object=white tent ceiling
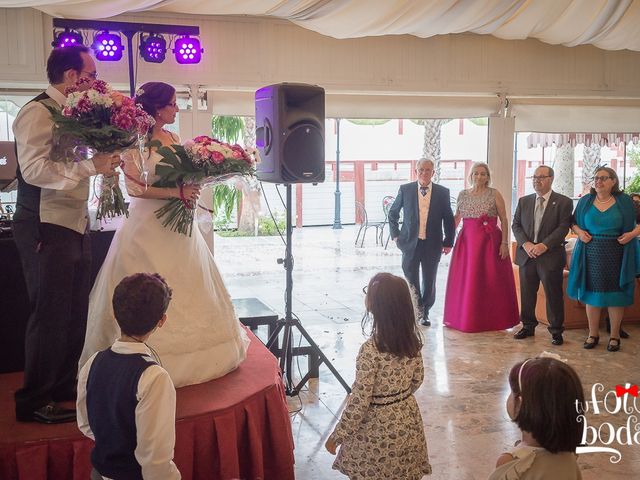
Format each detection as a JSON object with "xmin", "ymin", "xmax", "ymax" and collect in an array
[{"xmin": 6, "ymin": 0, "xmax": 640, "ymax": 52}]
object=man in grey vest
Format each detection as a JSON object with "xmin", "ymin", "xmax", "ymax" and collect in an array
[{"xmin": 12, "ymin": 45, "xmax": 117, "ymax": 423}]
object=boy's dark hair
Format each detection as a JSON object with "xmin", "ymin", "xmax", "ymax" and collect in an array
[
  {"xmin": 47, "ymin": 45, "xmax": 90, "ymax": 84},
  {"xmin": 362, "ymin": 272, "xmax": 422, "ymax": 358},
  {"xmin": 134, "ymin": 82, "xmax": 176, "ymax": 118},
  {"xmin": 112, "ymin": 273, "xmax": 173, "ymax": 336},
  {"xmin": 509, "ymin": 357, "xmax": 585, "ymax": 453}
]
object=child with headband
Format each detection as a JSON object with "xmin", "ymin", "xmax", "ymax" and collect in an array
[
  {"xmin": 488, "ymin": 356, "xmax": 585, "ymax": 479},
  {"xmin": 325, "ymin": 272, "xmax": 431, "ymax": 479}
]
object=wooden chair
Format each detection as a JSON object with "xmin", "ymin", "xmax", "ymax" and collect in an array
[{"xmin": 355, "ymin": 201, "xmax": 385, "ymax": 247}]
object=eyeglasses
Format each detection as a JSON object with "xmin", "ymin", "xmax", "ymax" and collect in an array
[
  {"xmin": 81, "ymin": 71, "xmax": 98, "ymax": 79},
  {"xmin": 362, "ymin": 285, "xmax": 368, "ymax": 294},
  {"xmin": 532, "ymin": 175, "xmax": 552, "ymax": 181},
  {"xmin": 594, "ymin": 176, "xmax": 612, "ymax": 182}
]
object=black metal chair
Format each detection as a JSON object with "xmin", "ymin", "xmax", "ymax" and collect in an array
[
  {"xmin": 355, "ymin": 201, "xmax": 385, "ymax": 247},
  {"xmin": 380, "ymin": 196, "xmax": 397, "ymax": 249}
]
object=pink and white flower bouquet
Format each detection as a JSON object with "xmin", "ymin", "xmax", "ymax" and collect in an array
[
  {"xmin": 152, "ymin": 135, "xmax": 259, "ymax": 236},
  {"xmin": 47, "ymin": 78, "xmax": 155, "ymax": 219}
]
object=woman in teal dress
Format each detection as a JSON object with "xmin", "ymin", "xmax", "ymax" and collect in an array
[{"xmin": 568, "ymin": 167, "xmax": 640, "ymax": 352}]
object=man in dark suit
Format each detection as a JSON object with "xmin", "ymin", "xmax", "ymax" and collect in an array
[
  {"xmin": 512, "ymin": 166, "xmax": 572, "ymax": 345},
  {"xmin": 388, "ymin": 158, "xmax": 455, "ymax": 326}
]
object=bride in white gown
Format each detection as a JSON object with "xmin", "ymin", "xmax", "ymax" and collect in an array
[{"xmin": 80, "ymin": 82, "xmax": 249, "ymax": 387}]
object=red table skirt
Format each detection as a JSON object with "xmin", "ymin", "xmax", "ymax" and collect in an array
[{"xmin": 0, "ymin": 331, "xmax": 294, "ymax": 480}]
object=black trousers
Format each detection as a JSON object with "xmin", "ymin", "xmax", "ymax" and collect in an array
[
  {"xmin": 518, "ymin": 259, "xmax": 565, "ymax": 335},
  {"xmin": 12, "ymin": 220, "xmax": 91, "ymax": 415},
  {"xmin": 401, "ymin": 239, "xmax": 440, "ymax": 318}
]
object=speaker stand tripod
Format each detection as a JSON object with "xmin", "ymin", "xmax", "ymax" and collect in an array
[{"xmin": 266, "ymin": 184, "xmax": 351, "ymax": 396}]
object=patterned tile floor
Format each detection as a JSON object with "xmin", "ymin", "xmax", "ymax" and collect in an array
[{"xmin": 216, "ymin": 225, "xmax": 640, "ymax": 479}]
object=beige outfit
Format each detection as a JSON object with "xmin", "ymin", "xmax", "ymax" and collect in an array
[{"xmin": 488, "ymin": 445, "xmax": 582, "ymax": 480}]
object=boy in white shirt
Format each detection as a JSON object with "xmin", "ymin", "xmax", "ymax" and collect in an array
[{"xmin": 77, "ymin": 273, "xmax": 181, "ymax": 480}]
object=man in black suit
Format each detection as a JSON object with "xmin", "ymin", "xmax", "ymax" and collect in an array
[
  {"xmin": 388, "ymin": 158, "xmax": 455, "ymax": 326},
  {"xmin": 512, "ymin": 166, "xmax": 573, "ymax": 345}
]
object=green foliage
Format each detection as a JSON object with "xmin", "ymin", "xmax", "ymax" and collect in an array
[
  {"xmin": 212, "ymin": 184, "xmax": 238, "ymax": 224},
  {"xmin": 216, "ymin": 214, "xmax": 285, "ymax": 237},
  {"xmin": 211, "ymin": 116, "xmax": 244, "ymax": 143},
  {"xmin": 346, "ymin": 119, "xmax": 390, "ymax": 126},
  {"xmin": 469, "ymin": 117, "xmax": 489, "ymax": 126},
  {"xmin": 625, "ymin": 144, "xmax": 640, "ymax": 193},
  {"xmin": 258, "ymin": 213, "xmax": 285, "ymax": 236}
]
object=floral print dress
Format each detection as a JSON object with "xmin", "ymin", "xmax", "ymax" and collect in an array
[{"xmin": 331, "ymin": 337, "xmax": 431, "ymax": 479}]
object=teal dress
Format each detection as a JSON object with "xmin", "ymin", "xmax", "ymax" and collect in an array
[{"xmin": 568, "ymin": 193, "xmax": 640, "ymax": 307}]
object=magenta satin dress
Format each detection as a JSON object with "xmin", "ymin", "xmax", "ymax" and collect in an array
[{"xmin": 443, "ymin": 188, "xmax": 519, "ymax": 333}]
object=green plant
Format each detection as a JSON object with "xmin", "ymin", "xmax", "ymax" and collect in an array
[
  {"xmin": 258, "ymin": 214, "xmax": 286, "ymax": 236},
  {"xmin": 625, "ymin": 144, "xmax": 640, "ymax": 193},
  {"xmin": 211, "ymin": 116, "xmax": 244, "ymax": 143},
  {"xmin": 211, "ymin": 184, "xmax": 238, "ymax": 224}
]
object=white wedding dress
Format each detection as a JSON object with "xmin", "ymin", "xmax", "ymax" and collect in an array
[{"xmin": 80, "ymin": 145, "xmax": 249, "ymax": 388}]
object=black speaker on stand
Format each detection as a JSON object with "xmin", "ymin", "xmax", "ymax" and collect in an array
[{"xmin": 255, "ymin": 83, "xmax": 350, "ymax": 396}]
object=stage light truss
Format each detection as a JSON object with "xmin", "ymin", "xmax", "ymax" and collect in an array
[{"xmin": 51, "ymin": 19, "xmax": 202, "ymax": 65}]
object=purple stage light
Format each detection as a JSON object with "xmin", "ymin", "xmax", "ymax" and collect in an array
[
  {"xmin": 140, "ymin": 34, "xmax": 167, "ymax": 63},
  {"xmin": 52, "ymin": 29, "xmax": 84, "ymax": 48},
  {"xmin": 92, "ymin": 31, "xmax": 123, "ymax": 61},
  {"xmin": 173, "ymin": 36, "xmax": 202, "ymax": 64}
]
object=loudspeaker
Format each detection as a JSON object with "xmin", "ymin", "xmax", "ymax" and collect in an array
[{"xmin": 255, "ymin": 83, "xmax": 325, "ymax": 184}]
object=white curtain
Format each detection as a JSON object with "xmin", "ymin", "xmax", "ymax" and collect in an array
[{"xmin": 5, "ymin": 0, "xmax": 640, "ymax": 51}]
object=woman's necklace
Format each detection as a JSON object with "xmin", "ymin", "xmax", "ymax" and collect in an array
[{"xmin": 595, "ymin": 195, "xmax": 614, "ymax": 204}]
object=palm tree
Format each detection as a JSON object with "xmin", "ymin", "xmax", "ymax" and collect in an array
[
  {"xmin": 210, "ymin": 115, "xmax": 260, "ymax": 234},
  {"xmin": 411, "ymin": 119, "xmax": 451, "ymax": 182},
  {"xmin": 582, "ymin": 143, "xmax": 601, "ymax": 194}
]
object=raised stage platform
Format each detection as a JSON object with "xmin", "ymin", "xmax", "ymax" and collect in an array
[{"xmin": 0, "ymin": 331, "xmax": 294, "ymax": 480}]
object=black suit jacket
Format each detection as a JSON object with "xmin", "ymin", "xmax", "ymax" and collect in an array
[
  {"xmin": 388, "ymin": 182, "xmax": 455, "ymax": 262},
  {"xmin": 512, "ymin": 191, "xmax": 573, "ymax": 269}
]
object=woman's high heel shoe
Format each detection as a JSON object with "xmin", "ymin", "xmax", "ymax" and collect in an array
[
  {"xmin": 607, "ymin": 338, "xmax": 621, "ymax": 352},
  {"xmin": 583, "ymin": 336, "xmax": 599, "ymax": 349}
]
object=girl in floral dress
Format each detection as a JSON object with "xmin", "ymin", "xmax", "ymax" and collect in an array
[{"xmin": 325, "ymin": 272, "xmax": 432, "ymax": 479}]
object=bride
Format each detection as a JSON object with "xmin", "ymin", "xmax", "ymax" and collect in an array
[{"xmin": 80, "ymin": 82, "xmax": 249, "ymax": 387}]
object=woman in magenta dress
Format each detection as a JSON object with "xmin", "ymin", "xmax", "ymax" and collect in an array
[{"xmin": 443, "ymin": 162, "xmax": 519, "ymax": 332}]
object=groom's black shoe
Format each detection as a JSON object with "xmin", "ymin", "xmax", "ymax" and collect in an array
[
  {"xmin": 420, "ymin": 313, "xmax": 431, "ymax": 327},
  {"xmin": 551, "ymin": 334, "xmax": 564, "ymax": 346},
  {"xmin": 513, "ymin": 328, "xmax": 535, "ymax": 340},
  {"xmin": 16, "ymin": 402, "xmax": 76, "ymax": 424}
]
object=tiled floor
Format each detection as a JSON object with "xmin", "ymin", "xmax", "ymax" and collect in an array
[{"xmin": 216, "ymin": 225, "xmax": 640, "ymax": 479}]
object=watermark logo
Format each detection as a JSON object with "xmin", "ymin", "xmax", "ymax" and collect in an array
[{"xmin": 576, "ymin": 383, "xmax": 640, "ymax": 463}]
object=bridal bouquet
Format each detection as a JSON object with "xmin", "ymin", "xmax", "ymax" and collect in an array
[
  {"xmin": 152, "ymin": 135, "xmax": 259, "ymax": 236},
  {"xmin": 48, "ymin": 78, "xmax": 155, "ymax": 219}
]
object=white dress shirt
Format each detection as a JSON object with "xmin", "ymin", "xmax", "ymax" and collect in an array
[
  {"xmin": 77, "ymin": 340, "xmax": 181, "ymax": 480},
  {"xmin": 12, "ymin": 85, "xmax": 96, "ymax": 233}
]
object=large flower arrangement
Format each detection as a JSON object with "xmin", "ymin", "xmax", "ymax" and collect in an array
[
  {"xmin": 152, "ymin": 135, "xmax": 259, "ymax": 236},
  {"xmin": 48, "ymin": 78, "xmax": 154, "ymax": 219}
]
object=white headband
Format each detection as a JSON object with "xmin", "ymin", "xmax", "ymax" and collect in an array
[{"xmin": 517, "ymin": 358, "xmax": 534, "ymax": 394}]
